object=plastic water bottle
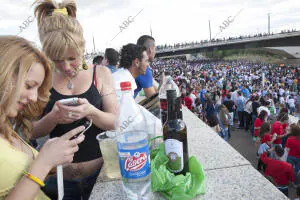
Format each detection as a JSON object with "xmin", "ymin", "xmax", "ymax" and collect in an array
[
  {"xmin": 117, "ymin": 132, "xmax": 151, "ymax": 200},
  {"xmin": 115, "ymin": 81, "xmax": 152, "ymax": 200},
  {"xmin": 159, "ymin": 71, "xmax": 181, "ymax": 125},
  {"xmin": 115, "ymin": 82, "xmax": 147, "ymax": 132}
]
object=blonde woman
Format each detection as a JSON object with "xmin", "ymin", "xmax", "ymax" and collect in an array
[
  {"xmin": 0, "ymin": 36, "xmax": 85, "ymax": 200},
  {"xmin": 32, "ymin": 0, "xmax": 117, "ymax": 199}
]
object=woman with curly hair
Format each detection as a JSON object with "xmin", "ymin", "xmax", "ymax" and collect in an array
[{"xmin": 0, "ymin": 36, "xmax": 84, "ymax": 200}]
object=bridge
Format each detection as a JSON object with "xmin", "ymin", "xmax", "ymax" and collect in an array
[{"xmin": 156, "ymin": 31, "xmax": 300, "ymax": 61}]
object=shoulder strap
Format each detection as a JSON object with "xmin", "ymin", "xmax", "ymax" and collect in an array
[{"xmin": 93, "ymin": 65, "xmax": 98, "ymax": 88}]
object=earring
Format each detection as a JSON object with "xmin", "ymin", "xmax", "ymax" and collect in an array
[{"xmin": 82, "ymin": 58, "xmax": 88, "ymax": 70}]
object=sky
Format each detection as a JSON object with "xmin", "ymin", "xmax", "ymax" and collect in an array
[{"xmin": 0, "ymin": 0, "xmax": 300, "ymax": 53}]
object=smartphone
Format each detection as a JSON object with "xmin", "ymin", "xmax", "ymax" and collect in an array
[
  {"xmin": 58, "ymin": 98, "xmax": 80, "ymax": 106},
  {"xmin": 70, "ymin": 119, "xmax": 93, "ymax": 140}
]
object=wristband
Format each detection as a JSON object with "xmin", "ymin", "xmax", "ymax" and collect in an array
[{"xmin": 23, "ymin": 170, "xmax": 45, "ymax": 187}]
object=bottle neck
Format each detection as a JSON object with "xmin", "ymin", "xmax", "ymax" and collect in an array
[
  {"xmin": 167, "ymin": 96, "xmax": 180, "ymax": 121},
  {"xmin": 121, "ymin": 90, "xmax": 134, "ymax": 99},
  {"xmin": 175, "ymin": 97, "xmax": 182, "ymax": 119},
  {"xmin": 167, "ymin": 99, "xmax": 176, "ymax": 120}
]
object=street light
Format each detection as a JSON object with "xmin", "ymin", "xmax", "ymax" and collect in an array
[{"xmin": 268, "ymin": 13, "xmax": 271, "ymax": 35}]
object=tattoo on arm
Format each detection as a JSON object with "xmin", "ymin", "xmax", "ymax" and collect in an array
[{"xmin": 64, "ymin": 165, "xmax": 84, "ymax": 178}]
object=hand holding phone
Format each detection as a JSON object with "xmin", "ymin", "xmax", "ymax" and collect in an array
[
  {"xmin": 70, "ymin": 119, "xmax": 92, "ymax": 140},
  {"xmin": 58, "ymin": 98, "xmax": 80, "ymax": 106}
]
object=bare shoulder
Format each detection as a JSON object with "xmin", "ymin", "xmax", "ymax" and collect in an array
[
  {"xmin": 94, "ymin": 65, "xmax": 115, "ymax": 94},
  {"xmin": 96, "ymin": 65, "xmax": 112, "ymax": 78}
]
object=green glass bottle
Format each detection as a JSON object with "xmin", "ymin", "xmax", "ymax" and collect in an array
[{"xmin": 163, "ymin": 89, "xmax": 189, "ymax": 175}]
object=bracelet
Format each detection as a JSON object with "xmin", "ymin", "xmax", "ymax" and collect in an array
[{"xmin": 22, "ymin": 170, "xmax": 45, "ymax": 187}]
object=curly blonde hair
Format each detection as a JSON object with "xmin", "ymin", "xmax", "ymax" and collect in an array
[
  {"xmin": 0, "ymin": 36, "xmax": 52, "ymax": 141},
  {"xmin": 34, "ymin": 0, "xmax": 85, "ymax": 61}
]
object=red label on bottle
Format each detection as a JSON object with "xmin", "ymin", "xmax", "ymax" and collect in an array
[
  {"xmin": 124, "ymin": 152, "xmax": 147, "ymax": 172},
  {"xmin": 160, "ymin": 99, "xmax": 167, "ymax": 110}
]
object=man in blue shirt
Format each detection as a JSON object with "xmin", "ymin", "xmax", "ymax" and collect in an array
[
  {"xmin": 199, "ymin": 87, "xmax": 206, "ymax": 103},
  {"xmin": 199, "ymin": 87, "xmax": 207, "ymax": 112},
  {"xmin": 236, "ymin": 91, "xmax": 246, "ymax": 129},
  {"xmin": 134, "ymin": 35, "xmax": 156, "ymax": 98},
  {"xmin": 241, "ymin": 85, "xmax": 250, "ymax": 99},
  {"xmin": 103, "ymin": 48, "xmax": 119, "ymax": 73}
]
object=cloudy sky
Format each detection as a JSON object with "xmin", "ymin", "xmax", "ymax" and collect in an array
[{"xmin": 0, "ymin": 0, "xmax": 300, "ymax": 53}]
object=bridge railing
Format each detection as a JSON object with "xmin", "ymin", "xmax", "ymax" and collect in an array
[{"xmin": 156, "ymin": 31, "xmax": 300, "ymax": 53}]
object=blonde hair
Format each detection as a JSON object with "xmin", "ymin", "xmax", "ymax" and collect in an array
[
  {"xmin": 0, "ymin": 36, "xmax": 52, "ymax": 141},
  {"xmin": 34, "ymin": 0, "xmax": 85, "ymax": 61}
]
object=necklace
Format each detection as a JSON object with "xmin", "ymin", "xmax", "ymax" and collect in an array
[
  {"xmin": 65, "ymin": 67, "xmax": 85, "ymax": 90},
  {"xmin": 67, "ymin": 77, "xmax": 74, "ymax": 90},
  {"xmin": 55, "ymin": 59, "xmax": 88, "ymax": 90},
  {"xmin": 63, "ymin": 67, "xmax": 84, "ymax": 90}
]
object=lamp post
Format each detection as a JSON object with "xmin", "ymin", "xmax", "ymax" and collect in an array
[
  {"xmin": 209, "ymin": 20, "xmax": 212, "ymax": 41},
  {"xmin": 268, "ymin": 13, "xmax": 271, "ymax": 35}
]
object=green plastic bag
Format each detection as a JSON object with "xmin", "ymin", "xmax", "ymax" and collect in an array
[{"xmin": 150, "ymin": 143, "xmax": 205, "ymax": 200}]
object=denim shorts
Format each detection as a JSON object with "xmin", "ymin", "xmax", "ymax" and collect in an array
[
  {"xmin": 42, "ymin": 169, "xmax": 100, "ymax": 200},
  {"xmin": 290, "ymin": 107, "xmax": 295, "ymax": 114}
]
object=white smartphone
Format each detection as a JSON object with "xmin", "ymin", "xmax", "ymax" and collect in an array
[{"xmin": 58, "ymin": 98, "xmax": 80, "ymax": 106}]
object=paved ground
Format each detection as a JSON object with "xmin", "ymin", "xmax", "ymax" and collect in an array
[{"xmin": 228, "ymin": 126, "xmax": 297, "ymax": 199}]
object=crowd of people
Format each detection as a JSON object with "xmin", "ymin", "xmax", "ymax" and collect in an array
[
  {"xmin": 151, "ymin": 56, "xmax": 300, "ymax": 197},
  {"xmin": 156, "ymin": 29, "xmax": 298, "ymax": 50},
  {"xmin": 1, "ymin": 0, "xmax": 300, "ymax": 199},
  {"xmin": 0, "ymin": 0, "xmax": 157, "ymax": 199}
]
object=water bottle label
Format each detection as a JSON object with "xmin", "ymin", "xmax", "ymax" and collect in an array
[
  {"xmin": 164, "ymin": 139, "xmax": 184, "ymax": 173},
  {"xmin": 118, "ymin": 144, "xmax": 151, "ymax": 179}
]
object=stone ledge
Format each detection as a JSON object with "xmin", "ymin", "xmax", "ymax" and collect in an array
[{"xmin": 89, "ymin": 106, "xmax": 289, "ymax": 200}]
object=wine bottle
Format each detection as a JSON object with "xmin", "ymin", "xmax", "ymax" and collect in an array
[
  {"xmin": 163, "ymin": 89, "xmax": 189, "ymax": 175},
  {"xmin": 159, "ymin": 71, "xmax": 181, "ymax": 126}
]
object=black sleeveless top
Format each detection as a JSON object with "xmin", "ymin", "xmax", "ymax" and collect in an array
[{"xmin": 43, "ymin": 66, "xmax": 103, "ymax": 163}]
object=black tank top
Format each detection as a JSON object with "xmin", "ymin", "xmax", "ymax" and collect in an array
[{"xmin": 43, "ymin": 66, "xmax": 103, "ymax": 163}]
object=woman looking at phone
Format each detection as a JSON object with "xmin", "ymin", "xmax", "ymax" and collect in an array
[
  {"xmin": 31, "ymin": 0, "xmax": 117, "ymax": 199},
  {"xmin": 0, "ymin": 36, "xmax": 85, "ymax": 200}
]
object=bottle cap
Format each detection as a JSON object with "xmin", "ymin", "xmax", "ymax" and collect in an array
[
  {"xmin": 120, "ymin": 81, "xmax": 132, "ymax": 91},
  {"xmin": 167, "ymin": 89, "xmax": 177, "ymax": 100}
]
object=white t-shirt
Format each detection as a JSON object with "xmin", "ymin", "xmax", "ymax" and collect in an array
[
  {"xmin": 257, "ymin": 106, "xmax": 270, "ymax": 117},
  {"xmin": 257, "ymin": 91, "xmax": 262, "ymax": 96},
  {"xmin": 285, "ymin": 90, "xmax": 290, "ymax": 97},
  {"xmin": 286, "ymin": 95, "xmax": 290, "ymax": 103},
  {"xmin": 279, "ymin": 88, "xmax": 284, "ymax": 96},
  {"xmin": 245, "ymin": 101, "xmax": 253, "ymax": 114},
  {"xmin": 279, "ymin": 96, "xmax": 285, "ymax": 104},
  {"xmin": 189, "ymin": 93, "xmax": 197, "ymax": 107},
  {"xmin": 288, "ymin": 98, "xmax": 295, "ymax": 108},
  {"xmin": 112, "ymin": 68, "xmax": 137, "ymax": 103},
  {"xmin": 231, "ymin": 90, "xmax": 239, "ymax": 105},
  {"xmin": 215, "ymin": 95, "xmax": 222, "ymax": 105}
]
